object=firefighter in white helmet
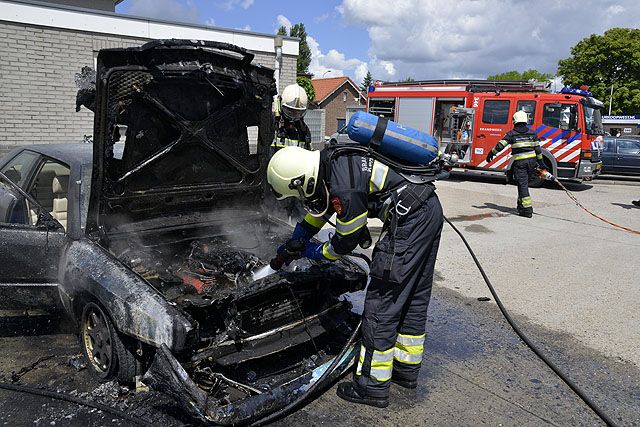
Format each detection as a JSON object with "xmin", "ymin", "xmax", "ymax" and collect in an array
[
  {"xmin": 267, "ymin": 146, "xmax": 443, "ymax": 408},
  {"xmin": 273, "ymin": 83, "xmax": 312, "ymax": 151},
  {"xmin": 485, "ymin": 110, "xmax": 552, "ymax": 218}
]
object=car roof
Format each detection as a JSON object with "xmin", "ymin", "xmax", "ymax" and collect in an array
[{"xmin": 9, "ymin": 143, "xmax": 94, "ymax": 166}]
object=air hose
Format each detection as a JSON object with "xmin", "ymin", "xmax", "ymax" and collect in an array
[
  {"xmin": 0, "ymin": 381, "xmax": 155, "ymax": 427},
  {"xmin": 444, "ymin": 216, "xmax": 617, "ymax": 427}
]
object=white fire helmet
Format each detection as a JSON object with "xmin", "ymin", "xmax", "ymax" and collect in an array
[
  {"xmin": 266, "ymin": 146, "xmax": 320, "ymax": 200},
  {"xmin": 280, "ymin": 84, "xmax": 308, "ymax": 121},
  {"xmin": 513, "ymin": 110, "xmax": 528, "ymax": 125}
]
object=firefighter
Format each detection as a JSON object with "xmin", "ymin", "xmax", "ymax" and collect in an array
[
  {"xmin": 273, "ymin": 83, "xmax": 312, "ymax": 151},
  {"xmin": 266, "ymin": 146, "xmax": 444, "ymax": 408},
  {"xmin": 268, "ymin": 83, "xmax": 313, "ymax": 221},
  {"xmin": 485, "ymin": 110, "xmax": 551, "ymax": 218}
]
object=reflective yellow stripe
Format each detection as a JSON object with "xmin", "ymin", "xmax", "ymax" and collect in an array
[
  {"xmin": 536, "ymin": 153, "xmax": 543, "ymax": 160},
  {"xmin": 497, "ymin": 139, "xmax": 508, "ymax": 149},
  {"xmin": 513, "ymin": 152, "xmax": 536, "ymax": 160},
  {"xmin": 394, "ymin": 333, "xmax": 424, "ymax": 364},
  {"xmin": 511, "ymin": 142, "xmax": 539, "ymax": 148},
  {"xmin": 397, "ymin": 333, "xmax": 425, "ymax": 346},
  {"xmin": 304, "ymin": 213, "xmax": 326, "ymax": 229},
  {"xmin": 356, "ymin": 345, "xmax": 394, "ymax": 381},
  {"xmin": 336, "ymin": 212, "xmax": 367, "ymax": 236},
  {"xmin": 369, "ymin": 160, "xmax": 389, "ymax": 193},
  {"xmin": 322, "ymin": 242, "xmax": 340, "ymax": 260},
  {"xmin": 520, "ymin": 196, "xmax": 532, "ymax": 207}
]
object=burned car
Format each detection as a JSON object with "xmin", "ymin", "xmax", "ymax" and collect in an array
[{"xmin": 0, "ymin": 40, "xmax": 367, "ymax": 424}]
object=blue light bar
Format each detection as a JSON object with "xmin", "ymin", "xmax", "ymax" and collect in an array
[{"xmin": 560, "ymin": 87, "xmax": 593, "ymax": 97}]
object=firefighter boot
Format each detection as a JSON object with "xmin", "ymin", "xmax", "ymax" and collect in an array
[
  {"xmin": 391, "ymin": 375, "xmax": 417, "ymax": 389},
  {"xmin": 336, "ymin": 382, "xmax": 389, "ymax": 408}
]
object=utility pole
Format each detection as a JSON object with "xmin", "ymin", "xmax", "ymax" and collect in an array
[{"xmin": 608, "ymin": 83, "xmax": 614, "ymax": 115}]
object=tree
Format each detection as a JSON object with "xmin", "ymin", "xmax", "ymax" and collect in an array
[
  {"xmin": 400, "ymin": 77, "xmax": 415, "ymax": 82},
  {"xmin": 296, "ymin": 76, "xmax": 315, "ymax": 103},
  {"xmin": 276, "ymin": 23, "xmax": 312, "ymax": 76},
  {"xmin": 487, "ymin": 69, "xmax": 553, "ymax": 81},
  {"xmin": 360, "ymin": 70, "xmax": 373, "ymax": 92},
  {"xmin": 557, "ymin": 28, "xmax": 640, "ymax": 115}
]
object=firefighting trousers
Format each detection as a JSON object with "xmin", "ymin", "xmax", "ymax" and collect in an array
[
  {"xmin": 513, "ymin": 157, "xmax": 537, "ymax": 215},
  {"xmin": 352, "ymin": 193, "xmax": 443, "ymax": 399}
]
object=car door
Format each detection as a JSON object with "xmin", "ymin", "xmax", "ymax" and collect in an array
[
  {"xmin": 0, "ymin": 151, "xmax": 66, "ymax": 311},
  {"xmin": 614, "ymin": 138, "xmax": 640, "ymax": 174},
  {"xmin": 601, "ymin": 137, "xmax": 616, "ymax": 173}
]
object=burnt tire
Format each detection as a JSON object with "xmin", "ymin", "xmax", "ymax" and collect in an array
[{"xmin": 80, "ymin": 302, "xmax": 138, "ymax": 385}]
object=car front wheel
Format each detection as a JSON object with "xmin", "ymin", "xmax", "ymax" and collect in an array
[{"xmin": 80, "ymin": 302, "xmax": 139, "ymax": 384}]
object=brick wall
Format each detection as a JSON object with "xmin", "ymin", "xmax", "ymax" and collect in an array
[
  {"xmin": 321, "ymin": 85, "xmax": 365, "ymax": 136},
  {"xmin": 0, "ymin": 20, "xmax": 296, "ymax": 155}
]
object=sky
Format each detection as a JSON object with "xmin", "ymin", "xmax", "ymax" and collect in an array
[{"xmin": 115, "ymin": 0, "xmax": 640, "ymax": 87}]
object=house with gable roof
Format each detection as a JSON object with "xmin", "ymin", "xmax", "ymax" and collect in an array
[{"xmin": 311, "ymin": 76, "xmax": 366, "ymax": 138}]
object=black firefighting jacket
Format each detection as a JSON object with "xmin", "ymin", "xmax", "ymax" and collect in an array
[
  {"xmin": 298, "ymin": 152, "xmax": 430, "ymax": 260},
  {"xmin": 273, "ymin": 117, "xmax": 312, "ymax": 151},
  {"xmin": 491, "ymin": 123, "xmax": 544, "ymax": 165}
]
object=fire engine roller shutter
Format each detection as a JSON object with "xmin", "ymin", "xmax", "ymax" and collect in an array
[{"xmin": 397, "ymin": 97, "xmax": 434, "ymax": 135}]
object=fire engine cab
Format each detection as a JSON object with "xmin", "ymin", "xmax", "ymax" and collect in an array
[{"xmin": 367, "ymin": 80, "xmax": 604, "ymax": 186}]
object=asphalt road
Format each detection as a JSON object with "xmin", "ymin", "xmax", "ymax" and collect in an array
[{"xmin": 1, "ymin": 171, "xmax": 639, "ymax": 426}]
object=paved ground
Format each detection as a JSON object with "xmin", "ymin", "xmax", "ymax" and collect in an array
[{"xmin": 1, "ymin": 171, "xmax": 639, "ymax": 426}]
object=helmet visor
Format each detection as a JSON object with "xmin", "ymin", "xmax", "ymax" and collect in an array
[{"xmin": 282, "ymin": 105, "xmax": 306, "ymax": 121}]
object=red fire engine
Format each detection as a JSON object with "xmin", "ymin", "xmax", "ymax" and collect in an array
[{"xmin": 367, "ymin": 80, "xmax": 604, "ymax": 186}]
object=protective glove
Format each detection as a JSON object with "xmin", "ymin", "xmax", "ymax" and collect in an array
[
  {"xmin": 485, "ymin": 151, "xmax": 494, "ymax": 163},
  {"xmin": 271, "ymin": 239, "xmax": 306, "ymax": 269}
]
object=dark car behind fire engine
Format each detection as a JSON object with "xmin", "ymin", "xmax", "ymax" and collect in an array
[{"xmin": 0, "ymin": 40, "xmax": 367, "ymax": 425}]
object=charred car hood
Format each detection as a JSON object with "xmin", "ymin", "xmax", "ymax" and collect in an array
[{"xmin": 87, "ymin": 40, "xmax": 275, "ymax": 234}]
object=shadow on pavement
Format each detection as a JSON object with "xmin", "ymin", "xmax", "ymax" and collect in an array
[
  {"xmin": 470, "ymin": 202, "xmax": 517, "ymax": 215},
  {"xmin": 611, "ymin": 202, "xmax": 640, "ymax": 210}
]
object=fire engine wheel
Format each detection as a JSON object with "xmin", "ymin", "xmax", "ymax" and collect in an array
[{"xmin": 80, "ymin": 302, "xmax": 139, "ymax": 384}]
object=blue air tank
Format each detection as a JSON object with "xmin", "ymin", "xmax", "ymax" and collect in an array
[{"xmin": 347, "ymin": 111, "xmax": 439, "ymax": 165}]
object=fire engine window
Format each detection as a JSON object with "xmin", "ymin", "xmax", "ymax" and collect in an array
[
  {"xmin": 516, "ymin": 101, "xmax": 536, "ymax": 125},
  {"xmin": 542, "ymin": 103, "xmax": 578, "ymax": 131},
  {"xmin": 482, "ymin": 100, "xmax": 510, "ymax": 124}
]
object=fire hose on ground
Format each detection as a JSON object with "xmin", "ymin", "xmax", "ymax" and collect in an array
[{"xmin": 0, "ymin": 187, "xmax": 626, "ymax": 425}]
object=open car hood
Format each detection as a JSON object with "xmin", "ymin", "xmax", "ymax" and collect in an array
[{"xmin": 86, "ymin": 40, "xmax": 275, "ymax": 234}]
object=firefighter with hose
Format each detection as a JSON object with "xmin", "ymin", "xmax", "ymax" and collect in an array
[
  {"xmin": 485, "ymin": 110, "xmax": 553, "ymax": 218},
  {"xmin": 265, "ymin": 124, "xmax": 444, "ymax": 407}
]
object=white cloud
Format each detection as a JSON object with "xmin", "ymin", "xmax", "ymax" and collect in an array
[
  {"xmin": 205, "ymin": 17, "xmax": 216, "ymax": 26},
  {"xmin": 606, "ymin": 4, "xmax": 624, "ymax": 14},
  {"xmin": 127, "ymin": 0, "xmax": 200, "ymax": 23},
  {"xmin": 338, "ymin": 0, "xmax": 640, "ymax": 81},
  {"xmin": 221, "ymin": 0, "xmax": 254, "ymax": 9},
  {"xmin": 236, "ymin": 25, "xmax": 251, "ymax": 31},
  {"xmin": 308, "ymin": 36, "xmax": 371, "ymax": 85},
  {"xmin": 314, "ymin": 13, "xmax": 329, "ymax": 23},
  {"xmin": 276, "ymin": 15, "xmax": 292, "ymax": 33}
]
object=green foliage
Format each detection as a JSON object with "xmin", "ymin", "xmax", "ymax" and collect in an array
[
  {"xmin": 487, "ymin": 69, "xmax": 553, "ymax": 81},
  {"xmin": 290, "ymin": 23, "xmax": 312, "ymax": 75},
  {"xmin": 361, "ymin": 70, "xmax": 373, "ymax": 92},
  {"xmin": 277, "ymin": 26, "xmax": 287, "ymax": 36},
  {"xmin": 557, "ymin": 28, "xmax": 640, "ymax": 115},
  {"xmin": 296, "ymin": 76, "xmax": 315, "ymax": 102},
  {"xmin": 400, "ymin": 77, "xmax": 415, "ymax": 82}
]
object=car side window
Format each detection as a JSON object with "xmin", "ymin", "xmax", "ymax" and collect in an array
[
  {"xmin": 603, "ymin": 138, "xmax": 615, "ymax": 152},
  {"xmin": 27, "ymin": 159, "xmax": 70, "ymax": 228},
  {"xmin": 617, "ymin": 139, "xmax": 640, "ymax": 155},
  {"xmin": 0, "ymin": 150, "xmax": 40, "ymax": 188}
]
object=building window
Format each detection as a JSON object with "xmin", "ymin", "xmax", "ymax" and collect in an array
[{"xmin": 343, "ymin": 92, "xmax": 347, "ymax": 102}]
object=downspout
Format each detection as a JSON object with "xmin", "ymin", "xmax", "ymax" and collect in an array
[{"xmin": 274, "ymin": 37, "xmax": 283, "ymax": 94}]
